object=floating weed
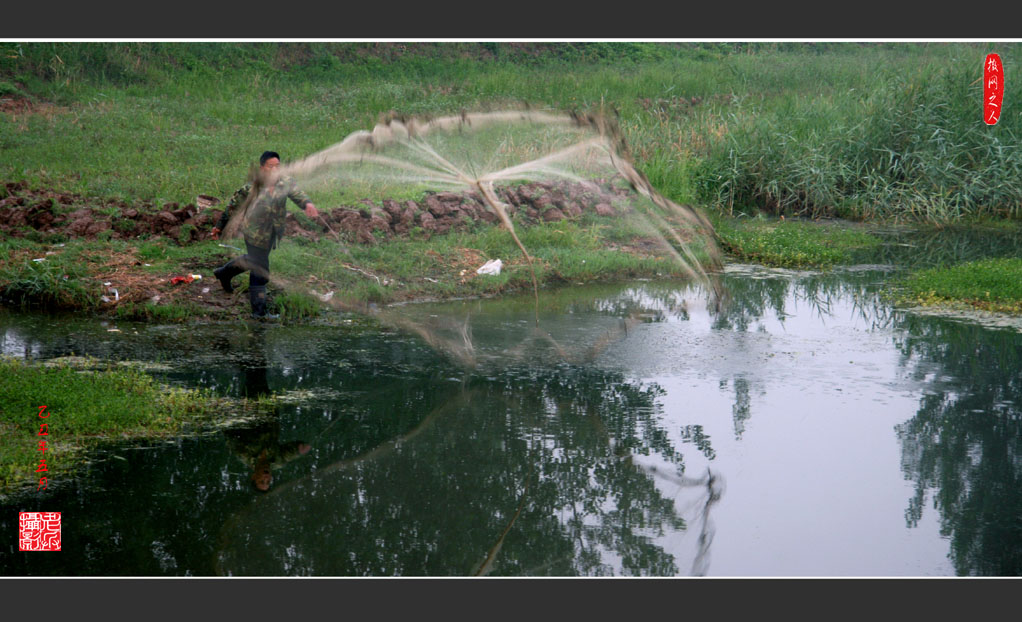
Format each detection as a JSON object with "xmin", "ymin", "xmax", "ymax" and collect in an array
[
  {"xmin": 896, "ymin": 257, "xmax": 1022, "ymax": 314},
  {"xmin": 713, "ymin": 216, "xmax": 883, "ymax": 268}
]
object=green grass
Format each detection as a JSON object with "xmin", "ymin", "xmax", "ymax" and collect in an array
[
  {"xmin": 897, "ymin": 257, "xmax": 1022, "ymax": 313},
  {"xmin": 712, "ymin": 215, "xmax": 883, "ymax": 268},
  {"xmin": 135, "ymin": 238, "xmax": 228, "ymax": 272},
  {"xmin": 2, "ymin": 201, "xmax": 708, "ymax": 319},
  {"xmin": 3, "ymin": 42, "xmax": 1019, "ymax": 224},
  {"xmin": 0, "ymin": 356, "xmax": 229, "ymax": 495},
  {"xmin": 3, "ymin": 42, "xmax": 1021, "ymax": 318},
  {"xmin": 692, "ymin": 53, "xmax": 1022, "ymax": 222},
  {"xmin": 113, "ymin": 301, "xmax": 208, "ymax": 322},
  {"xmin": 271, "ymin": 290, "xmax": 322, "ymax": 321},
  {"xmin": 0, "ymin": 238, "xmax": 104, "ymax": 310}
]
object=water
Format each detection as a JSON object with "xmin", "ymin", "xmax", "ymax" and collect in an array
[{"xmin": 3, "ymin": 248, "xmax": 1022, "ymax": 576}]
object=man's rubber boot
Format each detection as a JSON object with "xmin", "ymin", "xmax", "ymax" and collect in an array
[
  {"xmin": 214, "ymin": 263, "xmax": 242, "ymax": 294},
  {"xmin": 249, "ymin": 285, "xmax": 279, "ymax": 320}
]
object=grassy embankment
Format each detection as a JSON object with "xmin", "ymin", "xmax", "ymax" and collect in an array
[
  {"xmin": 2, "ymin": 42, "xmax": 1021, "ymax": 316},
  {"xmin": 0, "ymin": 355, "xmax": 274, "ymax": 497}
]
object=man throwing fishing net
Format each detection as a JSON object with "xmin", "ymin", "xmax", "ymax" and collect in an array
[{"xmin": 211, "ymin": 151, "xmax": 319, "ymax": 319}]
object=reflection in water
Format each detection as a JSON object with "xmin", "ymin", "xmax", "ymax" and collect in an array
[
  {"xmin": 223, "ymin": 333, "xmax": 312, "ymax": 492},
  {"xmin": 892, "ymin": 315, "xmax": 1022, "ymax": 576},
  {"xmin": 215, "ymin": 366, "xmax": 701, "ymax": 576},
  {"xmin": 729, "ymin": 377, "xmax": 752, "ymax": 440},
  {"xmin": 3, "ymin": 252, "xmax": 1022, "ymax": 576},
  {"xmin": 852, "ymin": 225, "xmax": 1022, "ymax": 270},
  {"xmin": 0, "ymin": 310, "xmax": 714, "ymax": 576},
  {"xmin": 225, "ymin": 421, "xmax": 311, "ymax": 493}
]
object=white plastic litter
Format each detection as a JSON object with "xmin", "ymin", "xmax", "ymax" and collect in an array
[
  {"xmin": 32, "ymin": 258, "xmax": 46, "ymax": 262},
  {"xmin": 476, "ymin": 259, "xmax": 503, "ymax": 276}
]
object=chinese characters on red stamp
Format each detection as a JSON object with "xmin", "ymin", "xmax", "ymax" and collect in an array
[
  {"xmin": 19, "ymin": 512, "xmax": 61, "ymax": 551},
  {"xmin": 985, "ymin": 53, "xmax": 1003, "ymax": 126}
]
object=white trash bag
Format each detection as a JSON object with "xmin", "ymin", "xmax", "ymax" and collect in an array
[{"xmin": 476, "ymin": 259, "xmax": 503, "ymax": 276}]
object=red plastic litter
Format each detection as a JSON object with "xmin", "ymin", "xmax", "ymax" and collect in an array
[{"xmin": 170, "ymin": 275, "xmax": 195, "ymax": 285}]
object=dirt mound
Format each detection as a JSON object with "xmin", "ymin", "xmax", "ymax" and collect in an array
[
  {"xmin": 0, "ymin": 181, "xmax": 216, "ymax": 243},
  {"xmin": 307, "ymin": 180, "xmax": 631, "ymax": 245},
  {"xmin": 1, "ymin": 178, "xmax": 633, "ymax": 246}
]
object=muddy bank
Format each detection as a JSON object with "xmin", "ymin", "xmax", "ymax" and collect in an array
[{"xmin": 0, "ymin": 179, "xmax": 631, "ymax": 246}]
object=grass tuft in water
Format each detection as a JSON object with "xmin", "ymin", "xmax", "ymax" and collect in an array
[
  {"xmin": 712, "ymin": 216, "xmax": 883, "ymax": 268},
  {"xmin": 271, "ymin": 291, "xmax": 322, "ymax": 321},
  {"xmin": 0, "ymin": 356, "xmax": 228, "ymax": 495},
  {"xmin": 897, "ymin": 257, "xmax": 1022, "ymax": 314}
]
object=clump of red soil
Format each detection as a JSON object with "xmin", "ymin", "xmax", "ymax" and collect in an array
[
  {"xmin": 1, "ymin": 178, "xmax": 634, "ymax": 246},
  {"xmin": 0, "ymin": 181, "xmax": 219, "ymax": 243}
]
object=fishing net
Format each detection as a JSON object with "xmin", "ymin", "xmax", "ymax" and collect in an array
[{"xmin": 221, "ymin": 108, "xmax": 724, "ymax": 366}]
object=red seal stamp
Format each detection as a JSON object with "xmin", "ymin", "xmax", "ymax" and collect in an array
[
  {"xmin": 19, "ymin": 512, "xmax": 61, "ymax": 551},
  {"xmin": 984, "ymin": 53, "xmax": 1003, "ymax": 125}
]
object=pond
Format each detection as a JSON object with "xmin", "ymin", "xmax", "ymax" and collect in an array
[{"xmin": 2, "ymin": 231, "xmax": 1021, "ymax": 576}]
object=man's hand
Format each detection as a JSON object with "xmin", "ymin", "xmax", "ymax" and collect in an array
[
  {"xmin": 210, "ymin": 227, "xmax": 221, "ymax": 240},
  {"xmin": 304, "ymin": 203, "xmax": 319, "ymax": 220}
]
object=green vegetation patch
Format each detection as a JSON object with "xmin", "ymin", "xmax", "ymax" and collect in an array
[
  {"xmin": 113, "ymin": 301, "xmax": 211, "ymax": 322},
  {"xmin": 271, "ymin": 291, "xmax": 323, "ymax": 321},
  {"xmin": 0, "ymin": 356, "xmax": 229, "ymax": 495},
  {"xmin": 897, "ymin": 257, "xmax": 1022, "ymax": 314},
  {"xmin": 5, "ymin": 42, "xmax": 1019, "ymax": 224},
  {"xmin": 0, "ymin": 239, "xmax": 104, "ymax": 310},
  {"xmin": 714, "ymin": 217, "xmax": 883, "ymax": 268}
]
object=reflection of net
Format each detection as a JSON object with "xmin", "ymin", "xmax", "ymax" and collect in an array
[{"xmin": 633, "ymin": 462, "xmax": 723, "ymax": 576}]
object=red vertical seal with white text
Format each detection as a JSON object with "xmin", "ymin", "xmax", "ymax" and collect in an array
[{"xmin": 985, "ymin": 53, "xmax": 1003, "ymax": 125}]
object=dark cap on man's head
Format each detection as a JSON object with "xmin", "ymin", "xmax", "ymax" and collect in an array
[{"xmin": 260, "ymin": 151, "xmax": 281, "ymax": 165}]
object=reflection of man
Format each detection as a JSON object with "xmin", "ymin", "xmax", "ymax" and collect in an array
[
  {"xmin": 225, "ymin": 422, "xmax": 311, "ymax": 492},
  {"xmin": 223, "ymin": 331, "xmax": 311, "ymax": 492},
  {"xmin": 211, "ymin": 151, "xmax": 319, "ymax": 319}
]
